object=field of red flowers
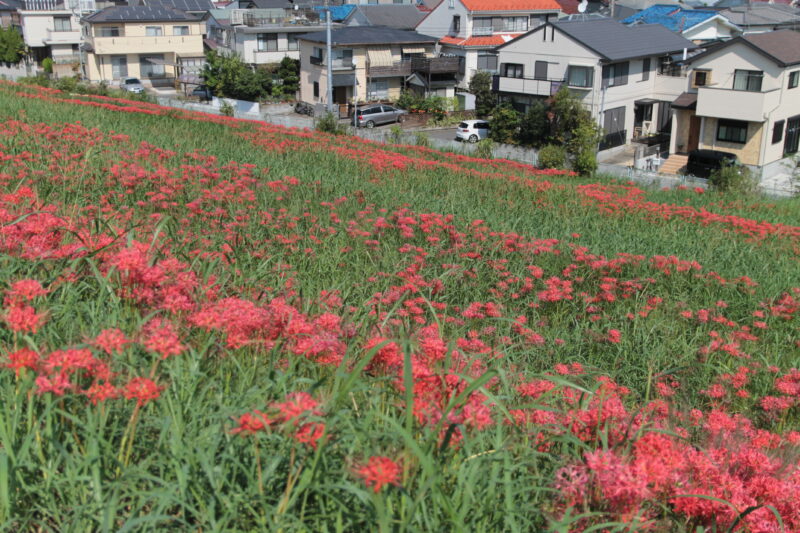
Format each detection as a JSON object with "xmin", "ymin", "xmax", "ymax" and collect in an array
[{"xmin": 1, "ymin": 80, "xmax": 800, "ymax": 532}]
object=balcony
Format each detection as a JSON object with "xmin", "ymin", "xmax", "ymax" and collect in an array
[
  {"xmin": 52, "ymin": 53, "xmax": 81, "ymax": 65},
  {"xmin": 492, "ymin": 75, "xmax": 562, "ymax": 97},
  {"xmin": 696, "ymin": 86, "xmax": 780, "ymax": 122},
  {"xmin": 89, "ymin": 35, "xmax": 202, "ymax": 55},
  {"xmin": 45, "ymin": 28, "xmax": 81, "ymax": 45},
  {"xmin": 367, "ymin": 57, "xmax": 465, "ymax": 78},
  {"xmin": 653, "ymin": 72, "xmax": 687, "ymax": 99}
]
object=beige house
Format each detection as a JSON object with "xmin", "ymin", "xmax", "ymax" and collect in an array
[
  {"xmin": 299, "ymin": 26, "xmax": 461, "ymax": 110},
  {"xmin": 82, "ymin": 5, "xmax": 206, "ymax": 85},
  {"xmin": 670, "ymin": 30, "xmax": 800, "ymax": 179}
]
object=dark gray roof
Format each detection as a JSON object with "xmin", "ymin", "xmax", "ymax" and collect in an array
[
  {"xmin": 549, "ymin": 18, "xmax": 697, "ymax": 61},
  {"xmin": 0, "ymin": 0, "xmax": 23, "ymax": 11},
  {"xmin": 130, "ymin": 0, "xmax": 215, "ymax": 12},
  {"xmin": 353, "ymin": 5, "xmax": 427, "ymax": 30},
  {"xmin": 689, "ymin": 29, "xmax": 800, "ymax": 67},
  {"xmin": 718, "ymin": 4, "xmax": 800, "ymax": 26},
  {"xmin": 298, "ymin": 25, "xmax": 438, "ymax": 45},
  {"xmin": 84, "ymin": 5, "xmax": 203, "ymax": 22}
]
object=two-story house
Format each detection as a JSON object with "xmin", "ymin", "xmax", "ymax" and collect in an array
[
  {"xmin": 669, "ymin": 30, "xmax": 800, "ymax": 180},
  {"xmin": 19, "ymin": 0, "xmax": 85, "ymax": 76},
  {"xmin": 299, "ymin": 26, "xmax": 462, "ymax": 109},
  {"xmin": 82, "ymin": 5, "xmax": 206, "ymax": 85},
  {"xmin": 493, "ymin": 18, "xmax": 696, "ymax": 150},
  {"xmin": 415, "ymin": 0, "xmax": 563, "ymax": 88}
]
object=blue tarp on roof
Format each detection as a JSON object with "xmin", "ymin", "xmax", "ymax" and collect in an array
[
  {"xmin": 621, "ymin": 5, "xmax": 719, "ymax": 32},
  {"xmin": 312, "ymin": 4, "xmax": 355, "ymax": 22}
]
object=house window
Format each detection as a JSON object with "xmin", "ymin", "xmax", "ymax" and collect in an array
[
  {"xmin": 333, "ymin": 48, "xmax": 353, "ymax": 68},
  {"xmin": 311, "ymin": 47, "xmax": 324, "ymax": 64},
  {"xmin": 534, "ymin": 61, "xmax": 548, "ymax": 80},
  {"xmin": 313, "ymin": 81, "xmax": 319, "ymax": 98},
  {"xmin": 145, "ymin": 26, "xmax": 163, "ymax": 37},
  {"xmin": 602, "ymin": 61, "xmax": 629, "ymax": 87},
  {"xmin": 501, "ymin": 16, "xmax": 528, "ymax": 32},
  {"xmin": 473, "ymin": 17, "xmax": 492, "ymax": 35},
  {"xmin": 367, "ymin": 79, "xmax": 388, "ymax": 100},
  {"xmin": 789, "ymin": 71, "xmax": 799, "ymax": 89},
  {"xmin": 693, "ymin": 69, "xmax": 709, "ymax": 87},
  {"xmin": 717, "ymin": 119, "xmax": 748, "ymax": 144},
  {"xmin": 140, "ymin": 54, "xmax": 165, "ymax": 78},
  {"xmin": 98, "ymin": 26, "xmax": 120, "ymax": 37},
  {"xmin": 448, "ymin": 0, "xmax": 454, "ymax": 7},
  {"xmin": 733, "ymin": 69, "xmax": 762, "ymax": 92},
  {"xmin": 502, "ymin": 63, "xmax": 523, "ymax": 78},
  {"xmin": 567, "ymin": 65, "xmax": 593, "ymax": 88},
  {"xmin": 173, "ymin": 26, "xmax": 189, "ymax": 36},
  {"xmin": 288, "ymin": 34, "xmax": 299, "ymax": 51},
  {"xmin": 773, "ymin": 120, "xmax": 785, "ymax": 144},
  {"xmin": 53, "ymin": 16, "xmax": 72, "ymax": 32},
  {"xmin": 641, "ymin": 58, "xmax": 650, "ymax": 81},
  {"xmin": 451, "ymin": 15, "xmax": 460, "ymax": 34},
  {"xmin": 257, "ymin": 33, "xmax": 278, "ymax": 52},
  {"xmin": 476, "ymin": 52, "xmax": 497, "ymax": 72}
]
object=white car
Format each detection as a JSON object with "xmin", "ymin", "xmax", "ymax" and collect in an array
[
  {"xmin": 120, "ymin": 77, "xmax": 145, "ymax": 94},
  {"xmin": 456, "ymin": 120, "xmax": 490, "ymax": 143}
]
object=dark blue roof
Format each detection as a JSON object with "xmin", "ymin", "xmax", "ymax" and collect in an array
[{"xmin": 621, "ymin": 5, "xmax": 721, "ymax": 32}]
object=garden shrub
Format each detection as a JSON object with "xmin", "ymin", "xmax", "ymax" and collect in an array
[{"xmin": 537, "ymin": 144, "xmax": 567, "ymax": 169}]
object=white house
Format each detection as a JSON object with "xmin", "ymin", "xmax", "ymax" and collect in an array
[
  {"xmin": 415, "ymin": 0, "xmax": 563, "ymax": 88},
  {"xmin": 493, "ymin": 18, "xmax": 697, "ymax": 150},
  {"xmin": 19, "ymin": 0, "xmax": 85, "ymax": 76},
  {"xmin": 670, "ymin": 30, "xmax": 800, "ymax": 179}
]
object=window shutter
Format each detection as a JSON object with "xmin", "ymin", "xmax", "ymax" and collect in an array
[
  {"xmin": 642, "ymin": 58, "xmax": 650, "ymax": 81},
  {"xmin": 615, "ymin": 62, "xmax": 629, "ymax": 86},
  {"xmin": 534, "ymin": 61, "xmax": 548, "ymax": 80},
  {"xmin": 602, "ymin": 65, "xmax": 610, "ymax": 88}
]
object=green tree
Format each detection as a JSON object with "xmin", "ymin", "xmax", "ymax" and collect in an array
[
  {"xmin": 277, "ymin": 56, "xmax": 299, "ymax": 98},
  {"xmin": 488, "ymin": 104, "xmax": 520, "ymax": 144},
  {"xmin": 518, "ymin": 100, "xmax": 550, "ymax": 147},
  {"xmin": 201, "ymin": 50, "xmax": 271, "ymax": 101},
  {"xmin": 549, "ymin": 87, "xmax": 603, "ymax": 175},
  {"xmin": 469, "ymin": 70, "xmax": 494, "ymax": 117},
  {"xmin": 0, "ymin": 26, "xmax": 26, "ymax": 64}
]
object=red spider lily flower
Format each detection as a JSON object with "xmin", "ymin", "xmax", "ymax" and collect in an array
[
  {"xmin": 142, "ymin": 319, "xmax": 185, "ymax": 359},
  {"xmin": 355, "ymin": 456, "xmax": 402, "ymax": 493},
  {"xmin": 123, "ymin": 377, "xmax": 163, "ymax": 406},
  {"xmin": 4, "ymin": 279, "xmax": 48, "ymax": 306},
  {"xmin": 83, "ymin": 381, "xmax": 119, "ymax": 405},
  {"xmin": 607, "ymin": 329, "xmax": 622, "ymax": 344},
  {"xmin": 35, "ymin": 372, "xmax": 72, "ymax": 396},
  {"xmin": 4, "ymin": 304, "xmax": 46, "ymax": 333},
  {"xmin": 271, "ymin": 392, "xmax": 321, "ymax": 425},
  {"xmin": 230, "ymin": 410, "xmax": 272, "ymax": 435},
  {"xmin": 5, "ymin": 348, "xmax": 39, "ymax": 375},
  {"xmin": 92, "ymin": 328, "xmax": 130, "ymax": 355}
]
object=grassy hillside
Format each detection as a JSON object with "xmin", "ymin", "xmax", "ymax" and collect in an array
[{"xmin": 1, "ymin": 80, "xmax": 799, "ymax": 532}]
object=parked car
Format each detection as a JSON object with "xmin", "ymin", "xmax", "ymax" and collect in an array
[
  {"xmin": 456, "ymin": 120, "xmax": 490, "ymax": 143},
  {"xmin": 354, "ymin": 105, "xmax": 407, "ymax": 128},
  {"xmin": 686, "ymin": 149, "xmax": 738, "ymax": 178},
  {"xmin": 192, "ymin": 85, "xmax": 213, "ymax": 102},
  {"xmin": 120, "ymin": 77, "xmax": 145, "ymax": 94}
]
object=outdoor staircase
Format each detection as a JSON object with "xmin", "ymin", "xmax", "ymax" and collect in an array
[{"xmin": 658, "ymin": 154, "xmax": 688, "ymax": 175}]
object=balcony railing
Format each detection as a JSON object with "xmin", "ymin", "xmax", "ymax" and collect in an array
[
  {"xmin": 310, "ymin": 55, "xmax": 323, "ymax": 65},
  {"xmin": 472, "ymin": 27, "xmax": 493, "ymax": 36},
  {"xmin": 52, "ymin": 53, "xmax": 81, "ymax": 65},
  {"xmin": 492, "ymin": 74, "xmax": 565, "ymax": 96},
  {"xmin": 696, "ymin": 86, "xmax": 779, "ymax": 122},
  {"xmin": 45, "ymin": 28, "xmax": 81, "ymax": 44},
  {"xmin": 368, "ymin": 57, "xmax": 464, "ymax": 78}
]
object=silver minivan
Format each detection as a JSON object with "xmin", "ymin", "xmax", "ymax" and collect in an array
[{"xmin": 355, "ymin": 105, "xmax": 407, "ymax": 128}]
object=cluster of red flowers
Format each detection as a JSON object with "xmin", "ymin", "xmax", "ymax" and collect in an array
[{"xmin": 1, "ymin": 87, "xmax": 799, "ymax": 530}]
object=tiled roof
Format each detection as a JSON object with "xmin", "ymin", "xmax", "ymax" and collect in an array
[
  {"xmin": 741, "ymin": 30, "xmax": 800, "ymax": 66},
  {"xmin": 440, "ymin": 33, "xmax": 523, "ymax": 46},
  {"xmin": 555, "ymin": 0, "xmax": 580, "ymax": 15},
  {"xmin": 718, "ymin": 4, "xmax": 800, "ymax": 26},
  {"xmin": 621, "ymin": 5, "xmax": 722, "ymax": 32},
  {"xmin": 460, "ymin": 0, "xmax": 561, "ymax": 12},
  {"xmin": 355, "ymin": 5, "xmax": 427, "ymax": 30},
  {"xmin": 546, "ymin": 18, "xmax": 698, "ymax": 61}
]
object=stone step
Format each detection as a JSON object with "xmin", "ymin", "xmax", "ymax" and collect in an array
[{"xmin": 658, "ymin": 155, "xmax": 688, "ymax": 175}]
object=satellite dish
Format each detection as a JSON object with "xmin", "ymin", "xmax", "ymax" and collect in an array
[{"xmin": 577, "ymin": 1, "xmax": 588, "ymax": 12}]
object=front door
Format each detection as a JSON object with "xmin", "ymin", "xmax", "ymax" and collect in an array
[
  {"xmin": 785, "ymin": 116, "xmax": 800, "ymax": 156},
  {"xmin": 111, "ymin": 55, "xmax": 128, "ymax": 80},
  {"xmin": 333, "ymin": 86, "xmax": 348, "ymax": 104},
  {"xmin": 687, "ymin": 115, "xmax": 701, "ymax": 152}
]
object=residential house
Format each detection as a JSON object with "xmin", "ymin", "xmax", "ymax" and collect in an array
[
  {"xmin": 716, "ymin": 4, "xmax": 800, "ymax": 33},
  {"xmin": 493, "ymin": 18, "xmax": 697, "ymax": 150},
  {"xmin": 1, "ymin": 0, "xmax": 22, "ymax": 29},
  {"xmin": 341, "ymin": 0, "xmax": 416, "ymax": 5},
  {"xmin": 298, "ymin": 25, "xmax": 461, "ymax": 110},
  {"xmin": 218, "ymin": 7, "xmax": 330, "ymax": 65},
  {"xmin": 82, "ymin": 5, "xmax": 206, "ymax": 85},
  {"xmin": 18, "ymin": 0, "xmax": 84, "ymax": 76},
  {"xmin": 621, "ymin": 5, "xmax": 741, "ymax": 43},
  {"xmin": 344, "ymin": 4, "xmax": 427, "ymax": 30},
  {"xmin": 415, "ymin": 0, "xmax": 563, "ymax": 88},
  {"xmin": 669, "ymin": 30, "xmax": 800, "ymax": 179}
]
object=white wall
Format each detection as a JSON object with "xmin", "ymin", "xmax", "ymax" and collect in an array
[
  {"xmin": 416, "ymin": 0, "xmax": 469, "ymax": 40},
  {"xmin": 236, "ymin": 31, "xmax": 299, "ymax": 64},
  {"xmin": 20, "ymin": 10, "xmax": 80, "ymax": 48}
]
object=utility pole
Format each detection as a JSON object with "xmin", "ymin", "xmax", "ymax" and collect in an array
[{"xmin": 325, "ymin": 0, "xmax": 334, "ymax": 114}]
